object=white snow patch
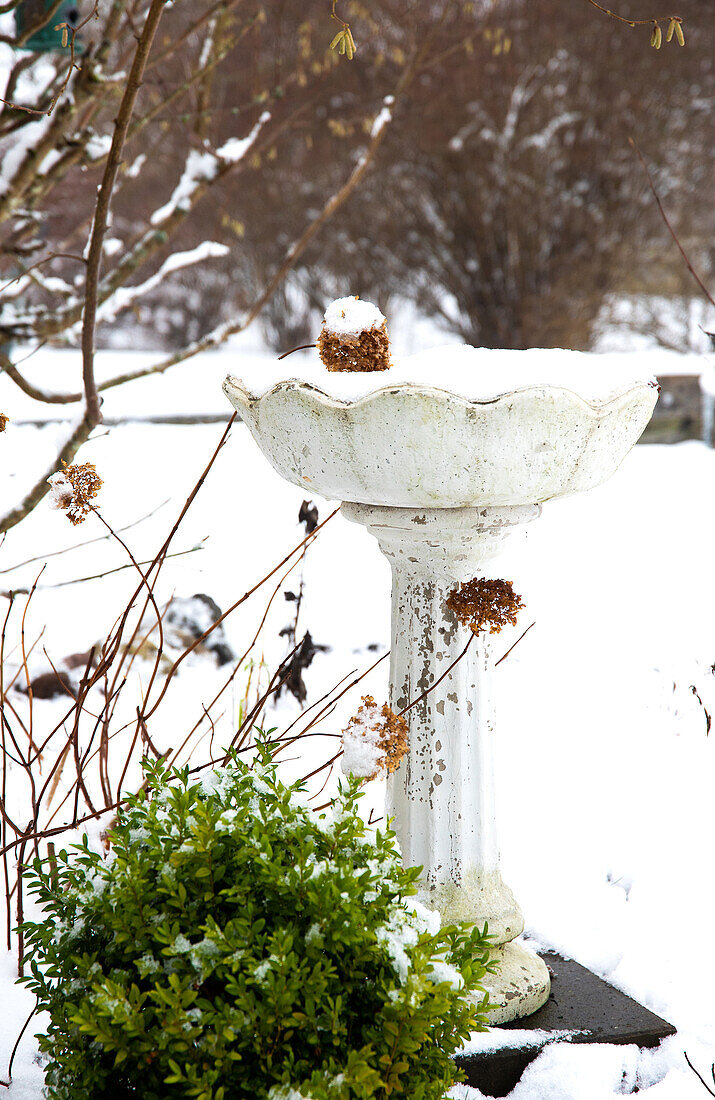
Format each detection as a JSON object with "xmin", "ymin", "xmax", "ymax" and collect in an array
[
  {"xmin": 47, "ymin": 472, "xmax": 73, "ymax": 510},
  {"xmin": 323, "ymin": 296, "xmax": 385, "ymax": 339},
  {"xmin": 341, "ymin": 700, "xmax": 382, "ymax": 777},
  {"xmin": 217, "ymin": 111, "xmax": 271, "ymax": 164},
  {"xmin": 406, "ymin": 897, "xmax": 441, "ymax": 936},
  {"xmin": 267, "ymin": 1087, "xmax": 315, "ymax": 1100},
  {"xmin": 374, "ymin": 906, "xmax": 423, "ymax": 983},
  {"xmin": 85, "ymin": 133, "xmax": 112, "ymax": 161},
  {"xmin": 458, "ymin": 1027, "xmax": 586, "ymax": 1055},
  {"xmin": 370, "ymin": 95, "xmax": 394, "ymax": 138},
  {"xmin": 425, "ymin": 957, "xmax": 464, "ymax": 990},
  {"xmin": 150, "ymin": 149, "xmax": 217, "ymax": 225},
  {"xmin": 231, "ymin": 345, "xmax": 657, "ymax": 405},
  {"xmin": 0, "ymin": 116, "xmax": 52, "ymax": 197},
  {"xmin": 125, "ymin": 153, "xmax": 146, "ymax": 179}
]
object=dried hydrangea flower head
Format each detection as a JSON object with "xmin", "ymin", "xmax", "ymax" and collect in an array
[
  {"xmin": 446, "ymin": 577, "xmax": 524, "ymax": 636},
  {"xmin": 341, "ymin": 694, "xmax": 408, "ymax": 781},
  {"xmin": 317, "ymin": 295, "xmax": 391, "ymax": 372},
  {"xmin": 48, "ymin": 462, "xmax": 103, "ymax": 526},
  {"xmin": 0, "ymin": 413, "xmax": 8, "ymax": 432}
]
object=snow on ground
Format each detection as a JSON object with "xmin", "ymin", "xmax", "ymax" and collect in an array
[
  {"xmin": 1, "ymin": 341, "xmax": 715, "ymax": 1097},
  {"xmin": 1, "ymin": 331, "xmax": 709, "ymax": 425}
]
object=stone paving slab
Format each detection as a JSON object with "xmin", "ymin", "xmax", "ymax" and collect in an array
[{"xmin": 453, "ymin": 951, "xmax": 677, "ymax": 1097}]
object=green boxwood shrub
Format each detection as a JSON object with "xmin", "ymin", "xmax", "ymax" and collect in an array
[{"xmin": 21, "ymin": 747, "xmax": 492, "ymax": 1100}]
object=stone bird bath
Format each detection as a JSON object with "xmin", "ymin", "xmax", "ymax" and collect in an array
[{"xmin": 223, "ymin": 345, "xmax": 658, "ymax": 1023}]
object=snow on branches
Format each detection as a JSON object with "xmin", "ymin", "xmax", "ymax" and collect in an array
[{"xmin": 150, "ymin": 112, "xmax": 271, "ymax": 227}]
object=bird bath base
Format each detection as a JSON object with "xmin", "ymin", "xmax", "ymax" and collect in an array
[
  {"xmin": 342, "ymin": 502, "xmax": 551, "ymax": 1023},
  {"xmin": 454, "ymin": 951, "xmax": 677, "ymax": 1096}
]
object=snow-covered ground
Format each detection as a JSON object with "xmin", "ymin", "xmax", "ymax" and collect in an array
[{"xmin": 1, "ymin": 341, "xmax": 715, "ymax": 1098}]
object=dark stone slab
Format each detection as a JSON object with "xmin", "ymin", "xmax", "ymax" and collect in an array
[{"xmin": 453, "ymin": 951, "xmax": 677, "ymax": 1098}]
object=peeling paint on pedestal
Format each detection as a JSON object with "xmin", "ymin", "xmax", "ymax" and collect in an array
[{"xmin": 342, "ymin": 503, "xmax": 551, "ymax": 1021}]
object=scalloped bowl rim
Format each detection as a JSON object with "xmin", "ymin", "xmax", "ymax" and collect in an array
[{"xmin": 223, "ymin": 373, "xmax": 659, "ymax": 416}]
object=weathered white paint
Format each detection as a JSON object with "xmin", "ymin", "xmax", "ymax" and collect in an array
[
  {"xmin": 342, "ymin": 502, "xmax": 550, "ymax": 1022},
  {"xmin": 223, "ymin": 374, "xmax": 658, "ymax": 509},
  {"xmin": 223, "ymin": 364, "xmax": 658, "ymax": 1023}
]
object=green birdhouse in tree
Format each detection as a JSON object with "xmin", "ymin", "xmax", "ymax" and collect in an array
[{"xmin": 14, "ymin": 0, "xmax": 82, "ymax": 54}]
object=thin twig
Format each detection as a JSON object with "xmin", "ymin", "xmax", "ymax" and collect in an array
[
  {"xmin": 494, "ymin": 622, "xmax": 536, "ymax": 667},
  {"xmin": 0, "ymin": 252, "xmax": 85, "ymax": 295},
  {"xmin": 139, "ymin": 507, "xmax": 339, "ymax": 725},
  {"xmin": 684, "ymin": 1053, "xmax": 715, "ymax": 1097},
  {"xmin": 398, "ymin": 635, "xmax": 475, "ymax": 718},
  {"xmin": 584, "ymin": 0, "xmax": 682, "ymax": 28},
  {"xmin": 24, "ymin": 543, "xmax": 202, "ymax": 591},
  {"xmin": 2, "ymin": 1003, "xmax": 36, "ymax": 1087},
  {"xmin": 0, "ymin": 499, "xmax": 171, "ymax": 575},
  {"xmin": 277, "ymin": 343, "xmax": 317, "ymax": 360},
  {"xmin": 81, "ymin": 0, "xmax": 168, "ymax": 428},
  {"xmin": 629, "ymin": 138, "xmax": 715, "ymax": 309}
]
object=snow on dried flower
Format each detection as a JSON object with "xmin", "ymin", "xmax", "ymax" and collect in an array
[
  {"xmin": 0, "ymin": 413, "xmax": 8, "ymax": 432},
  {"xmin": 446, "ymin": 577, "xmax": 524, "ymax": 636},
  {"xmin": 48, "ymin": 462, "xmax": 103, "ymax": 525},
  {"xmin": 318, "ymin": 296, "xmax": 391, "ymax": 372},
  {"xmin": 341, "ymin": 694, "xmax": 408, "ymax": 781}
]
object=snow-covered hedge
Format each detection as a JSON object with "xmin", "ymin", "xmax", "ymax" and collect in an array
[{"xmin": 20, "ymin": 747, "xmax": 492, "ymax": 1100}]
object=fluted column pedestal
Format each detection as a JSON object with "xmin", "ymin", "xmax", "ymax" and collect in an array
[{"xmin": 342, "ymin": 502, "xmax": 551, "ymax": 1023}]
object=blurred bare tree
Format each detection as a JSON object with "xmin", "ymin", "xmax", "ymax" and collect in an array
[
  {"xmin": 0, "ymin": 0, "xmax": 712, "ymax": 534},
  {"xmin": 302, "ymin": 0, "xmax": 713, "ymax": 350},
  {"xmin": 0, "ymin": 0, "xmax": 440, "ymax": 532}
]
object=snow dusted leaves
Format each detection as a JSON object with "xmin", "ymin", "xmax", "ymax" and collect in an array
[
  {"xmin": 318, "ymin": 295, "xmax": 391, "ymax": 372},
  {"xmin": 376, "ymin": 898, "xmax": 441, "ymax": 983},
  {"xmin": 20, "ymin": 753, "xmax": 491, "ymax": 1096},
  {"xmin": 48, "ymin": 462, "xmax": 102, "ymax": 525},
  {"xmin": 267, "ymin": 1087, "xmax": 315, "ymax": 1100},
  {"xmin": 341, "ymin": 694, "xmax": 408, "ymax": 780},
  {"xmin": 447, "ymin": 577, "xmax": 524, "ymax": 636}
]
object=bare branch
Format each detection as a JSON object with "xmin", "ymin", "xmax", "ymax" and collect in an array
[
  {"xmin": 629, "ymin": 138, "xmax": 715, "ymax": 310},
  {"xmin": 81, "ymin": 0, "xmax": 169, "ymax": 428}
]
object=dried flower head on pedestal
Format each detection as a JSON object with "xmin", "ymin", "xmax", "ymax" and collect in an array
[
  {"xmin": 341, "ymin": 695, "xmax": 409, "ymax": 781},
  {"xmin": 317, "ymin": 295, "xmax": 391, "ymax": 372},
  {"xmin": 447, "ymin": 578, "xmax": 525, "ymax": 636}
]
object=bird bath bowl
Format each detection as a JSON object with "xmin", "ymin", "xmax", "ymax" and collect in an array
[{"xmin": 223, "ymin": 345, "xmax": 658, "ymax": 1022}]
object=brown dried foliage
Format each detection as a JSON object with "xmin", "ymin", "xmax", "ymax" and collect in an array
[
  {"xmin": 60, "ymin": 462, "xmax": 103, "ymax": 526},
  {"xmin": 0, "ymin": 414, "xmax": 8, "ymax": 432},
  {"xmin": 446, "ymin": 577, "xmax": 524, "ymax": 636},
  {"xmin": 345, "ymin": 694, "xmax": 409, "ymax": 780},
  {"xmin": 317, "ymin": 319, "xmax": 391, "ymax": 372}
]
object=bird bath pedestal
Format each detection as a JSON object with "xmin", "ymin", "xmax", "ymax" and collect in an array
[{"xmin": 224, "ymin": 349, "xmax": 658, "ymax": 1023}]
